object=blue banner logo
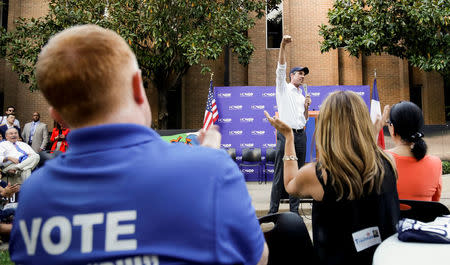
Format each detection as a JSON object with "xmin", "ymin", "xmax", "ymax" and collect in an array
[
  {"xmin": 229, "ymin": 130, "xmax": 243, "ymax": 135},
  {"xmin": 217, "ymin": 92, "xmax": 232, "ymax": 98},
  {"xmin": 240, "ymin": 117, "xmax": 254, "ymax": 123},
  {"xmin": 240, "ymin": 92, "xmax": 254, "ymax": 97},
  {"xmin": 251, "ymin": 105, "xmax": 265, "ymax": 110},
  {"xmin": 218, "ymin": 118, "xmax": 232, "ymax": 123},
  {"xmin": 229, "ymin": 105, "xmax": 243, "ymax": 110},
  {"xmin": 251, "ymin": 130, "xmax": 266, "ymax": 135}
]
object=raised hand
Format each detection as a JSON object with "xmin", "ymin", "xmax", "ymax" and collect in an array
[
  {"xmin": 198, "ymin": 125, "xmax": 221, "ymax": 149},
  {"xmin": 281, "ymin": 35, "xmax": 292, "ymax": 47},
  {"xmin": 264, "ymin": 111, "xmax": 293, "ymax": 137}
]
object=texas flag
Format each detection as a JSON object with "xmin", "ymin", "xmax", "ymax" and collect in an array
[{"xmin": 370, "ymin": 78, "xmax": 385, "ymax": 149}]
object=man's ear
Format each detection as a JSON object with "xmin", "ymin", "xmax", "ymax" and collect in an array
[
  {"xmin": 49, "ymin": 107, "xmax": 69, "ymax": 128},
  {"xmin": 132, "ymin": 70, "xmax": 145, "ymax": 105}
]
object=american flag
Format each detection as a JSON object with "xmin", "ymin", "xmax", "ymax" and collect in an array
[{"xmin": 202, "ymin": 80, "xmax": 219, "ymax": 130}]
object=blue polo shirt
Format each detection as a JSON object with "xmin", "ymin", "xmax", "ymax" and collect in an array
[{"xmin": 10, "ymin": 124, "xmax": 264, "ymax": 265}]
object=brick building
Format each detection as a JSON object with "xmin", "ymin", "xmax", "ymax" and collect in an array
[{"xmin": 1, "ymin": 0, "xmax": 446, "ymax": 130}]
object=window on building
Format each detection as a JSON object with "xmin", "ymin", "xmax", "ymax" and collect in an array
[
  {"xmin": 1, "ymin": 0, "xmax": 8, "ymax": 30},
  {"xmin": 266, "ymin": 1, "xmax": 283, "ymax": 49}
]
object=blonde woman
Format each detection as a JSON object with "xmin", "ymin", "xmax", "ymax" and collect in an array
[{"xmin": 264, "ymin": 90, "xmax": 399, "ymax": 265}]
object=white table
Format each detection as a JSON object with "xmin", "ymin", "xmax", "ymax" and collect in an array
[{"xmin": 373, "ymin": 233, "xmax": 450, "ymax": 265}]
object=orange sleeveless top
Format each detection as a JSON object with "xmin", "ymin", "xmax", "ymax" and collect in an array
[{"xmin": 387, "ymin": 151, "xmax": 442, "ymax": 201}]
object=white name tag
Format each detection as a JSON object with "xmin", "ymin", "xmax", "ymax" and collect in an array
[{"xmin": 352, "ymin": 226, "xmax": 382, "ymax": 252}]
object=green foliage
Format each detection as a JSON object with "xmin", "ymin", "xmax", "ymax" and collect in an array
[
  {"xmin": 320, "ymin": 0, "xmax": 450, "ymax": 77},
  {"xmin": 0, "ymin": 0, "xmax": 280, "ymax": 128},
  {"xmin": 0, "ymin": 250, "xmax": 13, "ymax": 265},
  {"xmin": 443, "ymin": 160, "xmax": 450, "ymax": 174}
]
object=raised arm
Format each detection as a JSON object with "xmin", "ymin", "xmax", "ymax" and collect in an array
[
  {"xmin": 373, "ymin": 105, "xmax": 390, "ymax": 138},
  {"xmin": 278, "ymin": 35, "xmax": 291, "ymax": 65},
  {"xmin": 264, "ymin": 111, "xmax": 323, "ymax": 199}
]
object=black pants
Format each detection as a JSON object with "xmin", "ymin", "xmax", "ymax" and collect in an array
[{"xmin": 269, "ymin": 130, "xmax": 306, "ymax": 214}]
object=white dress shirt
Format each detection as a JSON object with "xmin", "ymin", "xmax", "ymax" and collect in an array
[
  {"xmin": 0, "ymin": 141, "xmax": 36, "ymax": 162},
  {"xmin": 275, "ymin": 63, "xmax": 307, "ymax": 129}
]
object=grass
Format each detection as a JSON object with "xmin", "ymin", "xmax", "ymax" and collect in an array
[{"xmin": 0, "ymin": 250, "xmax": 13, "ymax": 265}]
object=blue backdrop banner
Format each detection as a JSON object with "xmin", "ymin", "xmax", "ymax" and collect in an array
[{"xmin": 215, "ymin": 85, "xmax": 370, "ymax": 181}]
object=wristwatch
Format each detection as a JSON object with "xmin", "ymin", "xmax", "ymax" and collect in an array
[{"xmin": 282, "ymin": 155, "xmax": 298, "ymax": 161}]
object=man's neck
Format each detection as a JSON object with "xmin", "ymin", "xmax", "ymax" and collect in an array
[{"xmin": 290, "ymin": 82, "xmax": 301, "ymax": 89}]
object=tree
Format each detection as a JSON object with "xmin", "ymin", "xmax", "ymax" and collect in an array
[
  {"xmin": 0, "ymin": 0, "xmax": 279, "ymax": 128},
  {"xmin": 319, "ymin": 0, "xmax": 450, "ymax": 77}
]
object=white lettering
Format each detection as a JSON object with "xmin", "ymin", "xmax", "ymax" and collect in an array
[
  {"xmin": 41, "ymin": 216, "xmax": 72, "ymax": 255},
  {"xmin": 251, "ymin": 105, "xmax": 265, "ymax": 110},
  {"xmin": 240, "ymin": 118, "xmax": 254, "ymax": 123},
  {"xmin": 218, "ymin": 93, "xmax": 231, "ymax": 98},
  {"xmin": 262, "ymin": 92, "xmax": 275, "ymax": 97},
  {"xmin": 89, "ymin": 255, "xmax": 159, "ymax": 265},
  {"xmin": 251, "ymin": 130, "xmax": 265, "ymax": 135},
  {"xmin": 134, "ymin": 256, "xmax": 143, "ymax": 265},
  {"xmin": 218, "ymin": 118, "xmax": 232, "ymax": 123},
  {"xmin": 229, "ymin": 130, "xmax": 243, "ymax": 135},
  {"xmin": 20, "ymin": 218, "xmax": 42, "ymax": 255},
  {"xmin": 73, "ymin": 213, "xmax": 104, "ymax": 253},
  {"xmin": 105, "ymin": 210, "xmax": 137, "ymax": 252},
  {"xmin": 229, "ymin": 105, "xmax": 243, "ymax": 110},
  {"xmin": 240, "ymin": 92, "xmax": 254, "ymax": 97}
]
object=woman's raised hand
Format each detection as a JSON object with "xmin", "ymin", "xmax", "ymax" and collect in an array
[{"xmin": 264, "ymin": 111, "xmax": 293, "ymax": 137}]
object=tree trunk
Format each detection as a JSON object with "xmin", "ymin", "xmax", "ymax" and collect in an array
[{"xmin": 158, "ymin": 87, "xmax": 169, "ymax": 129}]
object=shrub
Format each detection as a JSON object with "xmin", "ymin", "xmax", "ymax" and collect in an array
[{"xmin": 443, "ymin": 161, "xmax": 450, "ymax": 175}]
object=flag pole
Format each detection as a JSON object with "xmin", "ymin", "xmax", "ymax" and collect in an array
[
  {"xmin": 374, "ymin": 68, "xmax": 377, "ymax": 79},
  {"xmin": 210, "ymin": 72, "xmax": 214, "ymax": 93}
]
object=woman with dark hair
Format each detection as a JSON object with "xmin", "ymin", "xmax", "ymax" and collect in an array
[
  {"xmin": 386, "ymin": 101, "xmax": 442, "ymax": 201},
  {"xmin": 265, "ymin": 90, "xmax": 399, "ymax": 265},
  {"xmin": 50, "ymin": 122, "xmax": 70, "ymax": 152}
]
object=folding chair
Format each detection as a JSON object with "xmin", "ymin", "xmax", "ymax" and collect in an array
[
  {"xmin": 239, "ymin": 148, "xmax": 262, "ymax": 183},
  {"xmin": 399, "ymin": 199, "xmax": 450, "ymax": 222},
  {"xmin": 225, "ymin": 148, "xmax": 236, "ymax": 162},
  {"xmin": 264, "ymin": 148, "xmax": 276, "ymax": 183},
  {"xmin": 259, "ymin": 212, "xmax": 317, "ymax": 265}
]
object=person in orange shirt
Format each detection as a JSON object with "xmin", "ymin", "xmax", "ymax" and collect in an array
[
  {"xmin": 385, "ymin": 101, "xmax": 442, "ymax": 201},
  {"xmin": 50, "ymin": 122, "xmax": 70, "ymax": 152}
]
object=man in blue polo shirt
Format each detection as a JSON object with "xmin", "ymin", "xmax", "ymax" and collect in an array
[{"xmin": 9, "ymin": 24, "xmax": 268, "ymax": 265}]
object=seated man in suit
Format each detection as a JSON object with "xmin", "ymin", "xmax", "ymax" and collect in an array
[
  {"xmin": 0, "ymin": 114, "xmax": 21, "ymax": 140},
  {"xmin": 0, "ymin": 128, "xmax": 40, "ymax": 184},
  {"xmin": 22, "ymin": 112, "xmax": 49, "ymax": 153}
]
